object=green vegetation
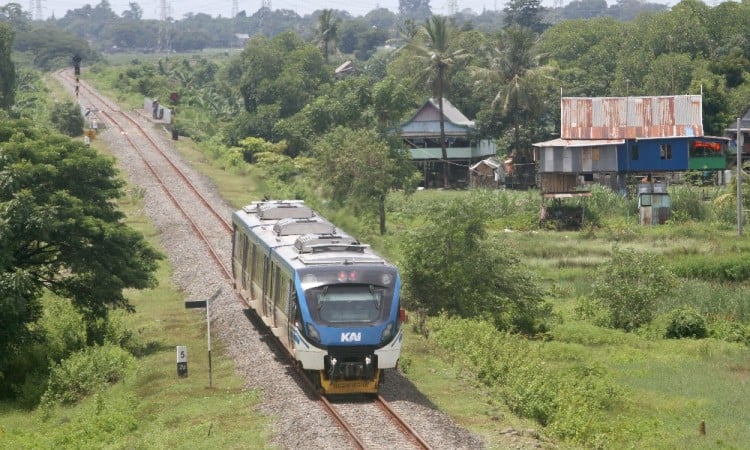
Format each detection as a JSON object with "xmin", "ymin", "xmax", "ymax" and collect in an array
[
  {"xmin": 5, "ymin": 1, "xmax": 750, "ymax": 447},
  {"xmin": 400, "ymin": 197, "xmax": 550, "ymax": 334},
  {"xmin": 49, "ymin": 100, "xmax": 84, "ymax": 136},
  {"xmin": 164, "ymin": 134, "xmax": 750, "ymax": 448},
  {"xmin": 0, "ymin": 118, "xmax": 162, "ymax": 399},
  {"xmin": 0, "ymin": 185, "xmax": 271, "ymax": 448},
  {"xmin": 0, "ymin": 21, "xmax": 14, "ymax": 110}
]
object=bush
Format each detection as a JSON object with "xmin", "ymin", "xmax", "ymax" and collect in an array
[
  {"xmin": 49, "ymin": 100, "xmax": 84, "ymax": 137},
  {"xmin": 669, "ymin": 185, "xmax": 711, "ymax": 222},
  {"xmin": 39, "ymin": 295, "xmax": 87, "ymax": 364},
  {"xmin": 664, "ymin": 308, "xmax": 707, "ymax": 339},
  {"xmin": 41, "ymin": 344, "xmax": 135, "ymax": 406},
  {"xmin": 709, "ymin": 320, "xmax": 750, "ymax": 345},
  {"xmin": 591, "ymin": 247, "xmax": 677, "ymax": 331},
  {"xmin": 401, "ymin": 197, "xmax": 550, "ymax": 334},
  {"xmin": 104, "ymin": 309, "xmax": 144, "ymax": 355}
]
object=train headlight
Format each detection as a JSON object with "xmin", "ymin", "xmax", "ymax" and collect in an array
[
  {"xmin": 381, "ymin": 273, "xmax": 392, "ymax": 285},
  {"xmin": 302, "ymin": 274, "xmax": 317, "ymax": 284},
  {"xmin": 380, "ymin": 321, "xmax": 395, "ymax": 344},
  {"xmin": 306, "ymin": 323, "xmax": 321, "ymax": 344}
]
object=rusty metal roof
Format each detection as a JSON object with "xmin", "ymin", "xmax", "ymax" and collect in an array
[{"xmin": 561, "ymin": 95, "xmax": 703, "ymax": 140}]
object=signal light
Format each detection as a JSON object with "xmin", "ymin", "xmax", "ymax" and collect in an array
[{"xmin": 337, "ymin": 271, "xmax": 358, "ymax": 282}]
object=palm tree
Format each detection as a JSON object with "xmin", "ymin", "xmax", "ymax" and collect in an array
[
  {"xmin": 476, "ymin": 25, "xmax": 550, "ymax": 159},
  {"xmin": 316, "ymin": 9, "xmax": 338, "ymax": 62},
  {"xmin": 402, "ymin": 16, "xmax": 467, "ymax": 188}
]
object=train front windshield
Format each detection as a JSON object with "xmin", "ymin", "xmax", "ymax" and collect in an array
[{"xmin": 300, "ymin": 267, "xmax": 397, "ymax": 326}]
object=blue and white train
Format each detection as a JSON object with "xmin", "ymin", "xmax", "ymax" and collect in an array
[{"xmin": 231, "ymin": 200, "xmax": 404, "ymax": 394}]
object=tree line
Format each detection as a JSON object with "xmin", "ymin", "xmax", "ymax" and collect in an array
[{"xmin": 1, "ymin": 0, "xmax": 667, "ymax": 55}]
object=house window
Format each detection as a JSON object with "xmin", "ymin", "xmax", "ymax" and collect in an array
[
  {"xmin": 630, "ymin": 144, "xmax": 639, "ymax": 160},
  {"xmin": 660, "ymin": 144, "xmax": 673, "ymax": 160},
  {"xmin": 690, "ymin": 141, "xmax": 722, "ymax": 158}
]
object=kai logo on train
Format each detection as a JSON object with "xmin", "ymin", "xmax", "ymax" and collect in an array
[{"xmin": 340, "ymin": 332, "xmax": 362, "ymax": 342}]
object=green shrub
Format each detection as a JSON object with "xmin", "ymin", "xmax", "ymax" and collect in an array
[
  {"xmin": 49, "ymin": 100, "xmax": 84, "ymax": 137},
  {"xmin": 401, "ymin": 198, "xmax": 550, "ymax": 334},
  {"xmin": 669, "ymin": 185, "xmax": 711, "ymax": 222},
  {"xmin": 41, "ymin": 344, "xmax": 135, "ymax": 406},
  {"xmin": 13, "ymin": 371, "xmax": 49, "ymax": 409},
  {"xmin": 664, "ymin": 308, "xmax": 708, "ymax": 339},
  {"xmin": 52, "ymin": 394, "xmax": 139, "ymax": 448},
  {"xmin": 104, "ymin": 309, "xmax": 144, "ymax": 355},
  {"xmin": 709, "ymin": 320, "xmax": 750, "ymax": 345},
  {"xmin": 591, "ymin": 247, "xmax": 677, "ymax": 331},
  {"xmin": 573, "ymin": 296, "xmax": 612, "ymax": 328},
  {"xmin": 38, "ymin": 295, "xmax": 87, "ymax": 364},
  {"xmin": 586, "ymin": 185, "xmax": 628, "ymax": 221}
]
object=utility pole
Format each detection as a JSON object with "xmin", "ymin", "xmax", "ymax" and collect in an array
[{"xmin": 737, "ymin": 118, "xmax": 743, "ymax": 236}]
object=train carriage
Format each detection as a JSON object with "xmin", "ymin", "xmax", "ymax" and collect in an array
[{"xmin": 231, "ymin": 200, "xmax": 404, "ymax": 395}]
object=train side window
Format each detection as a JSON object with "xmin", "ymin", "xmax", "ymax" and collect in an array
[
  {"xmin": 278, "ymin": 275, "xmax": 290, "ymax": 316},
  {"xmin": 232, "ymin": 230, "xmax": 243, "ymax": 263},
  {"xmin": 241, "ymin": 235, "xmax": 249, "ymax": 290},
  {"xmin": 273, "ymin": 266, "xmax": 281, "ymax": 305},
  {"xmin": 250, "ymin": 243, "xmax": 257, "ymax": 286},
  {"xmin": 253, "ymin": 247, "xmax": 264, "ymax": 286}
]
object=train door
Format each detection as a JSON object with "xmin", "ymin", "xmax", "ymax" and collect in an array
[
  {"xmin": 288, "ymin": 291, "xmax": 300, "ymax": 350},
  {"xmin": 251, "ymin": 247, "xmax": 263, "ymax": 301},
  {"xmin": 270, "ymin": 265, "xmax": 280, "ymax": 327},
  {"xmin": 231, "ymin": 229, "xmax": 243, "ymax": 288},
  {"xmin": 276, "ymin": 274, "xmax": 290, "ymax": 335},
  {"xmin": 264, "ymin": 260, "xmax": 276, "ymax": 320}
]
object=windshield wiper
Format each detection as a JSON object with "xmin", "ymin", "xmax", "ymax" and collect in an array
[
  {"xmin": 369, "ymin": 285, "xmax": 380, "ymax": 310},
  {"xmin": 317, "ymin": 286, "xmax": 329, "ymax": 310}
]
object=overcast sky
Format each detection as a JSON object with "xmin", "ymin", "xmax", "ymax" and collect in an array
[{"xmin": 37, "ymin": 0, "xmax": 677, "ymax": 21}]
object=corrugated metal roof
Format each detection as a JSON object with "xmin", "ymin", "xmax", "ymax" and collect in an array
[
  {"xmin": 532, "ymin": 138, "xmax": 625, "ymax": 148},
  {"xmin": 561, "ymin": 95, "xmax": 703, "ymax": 140},
  {"xmin": 470, "ymin": 156, "xmax": 502, "ymax": 170}
]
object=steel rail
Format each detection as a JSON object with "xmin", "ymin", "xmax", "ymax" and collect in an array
[{"xmin": 376, "ymin": 395, "xmax": 432, "ymax": 449}]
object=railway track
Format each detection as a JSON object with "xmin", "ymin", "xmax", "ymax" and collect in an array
[{"xmin": 54, "ymin": 70, "xmax": 431, "ymax": 450}]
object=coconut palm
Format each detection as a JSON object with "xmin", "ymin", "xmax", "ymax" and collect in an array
[
  {"xmin": 402, "ymin": 15, "xmax": 467, "ymax": 188},
  {"xmin": 475, "ymin": 24, "xmax": 551, "ymax": 159},
  {"xmin": 317, "ymin": 9, "xmax": 338, "ymax": 62}
]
